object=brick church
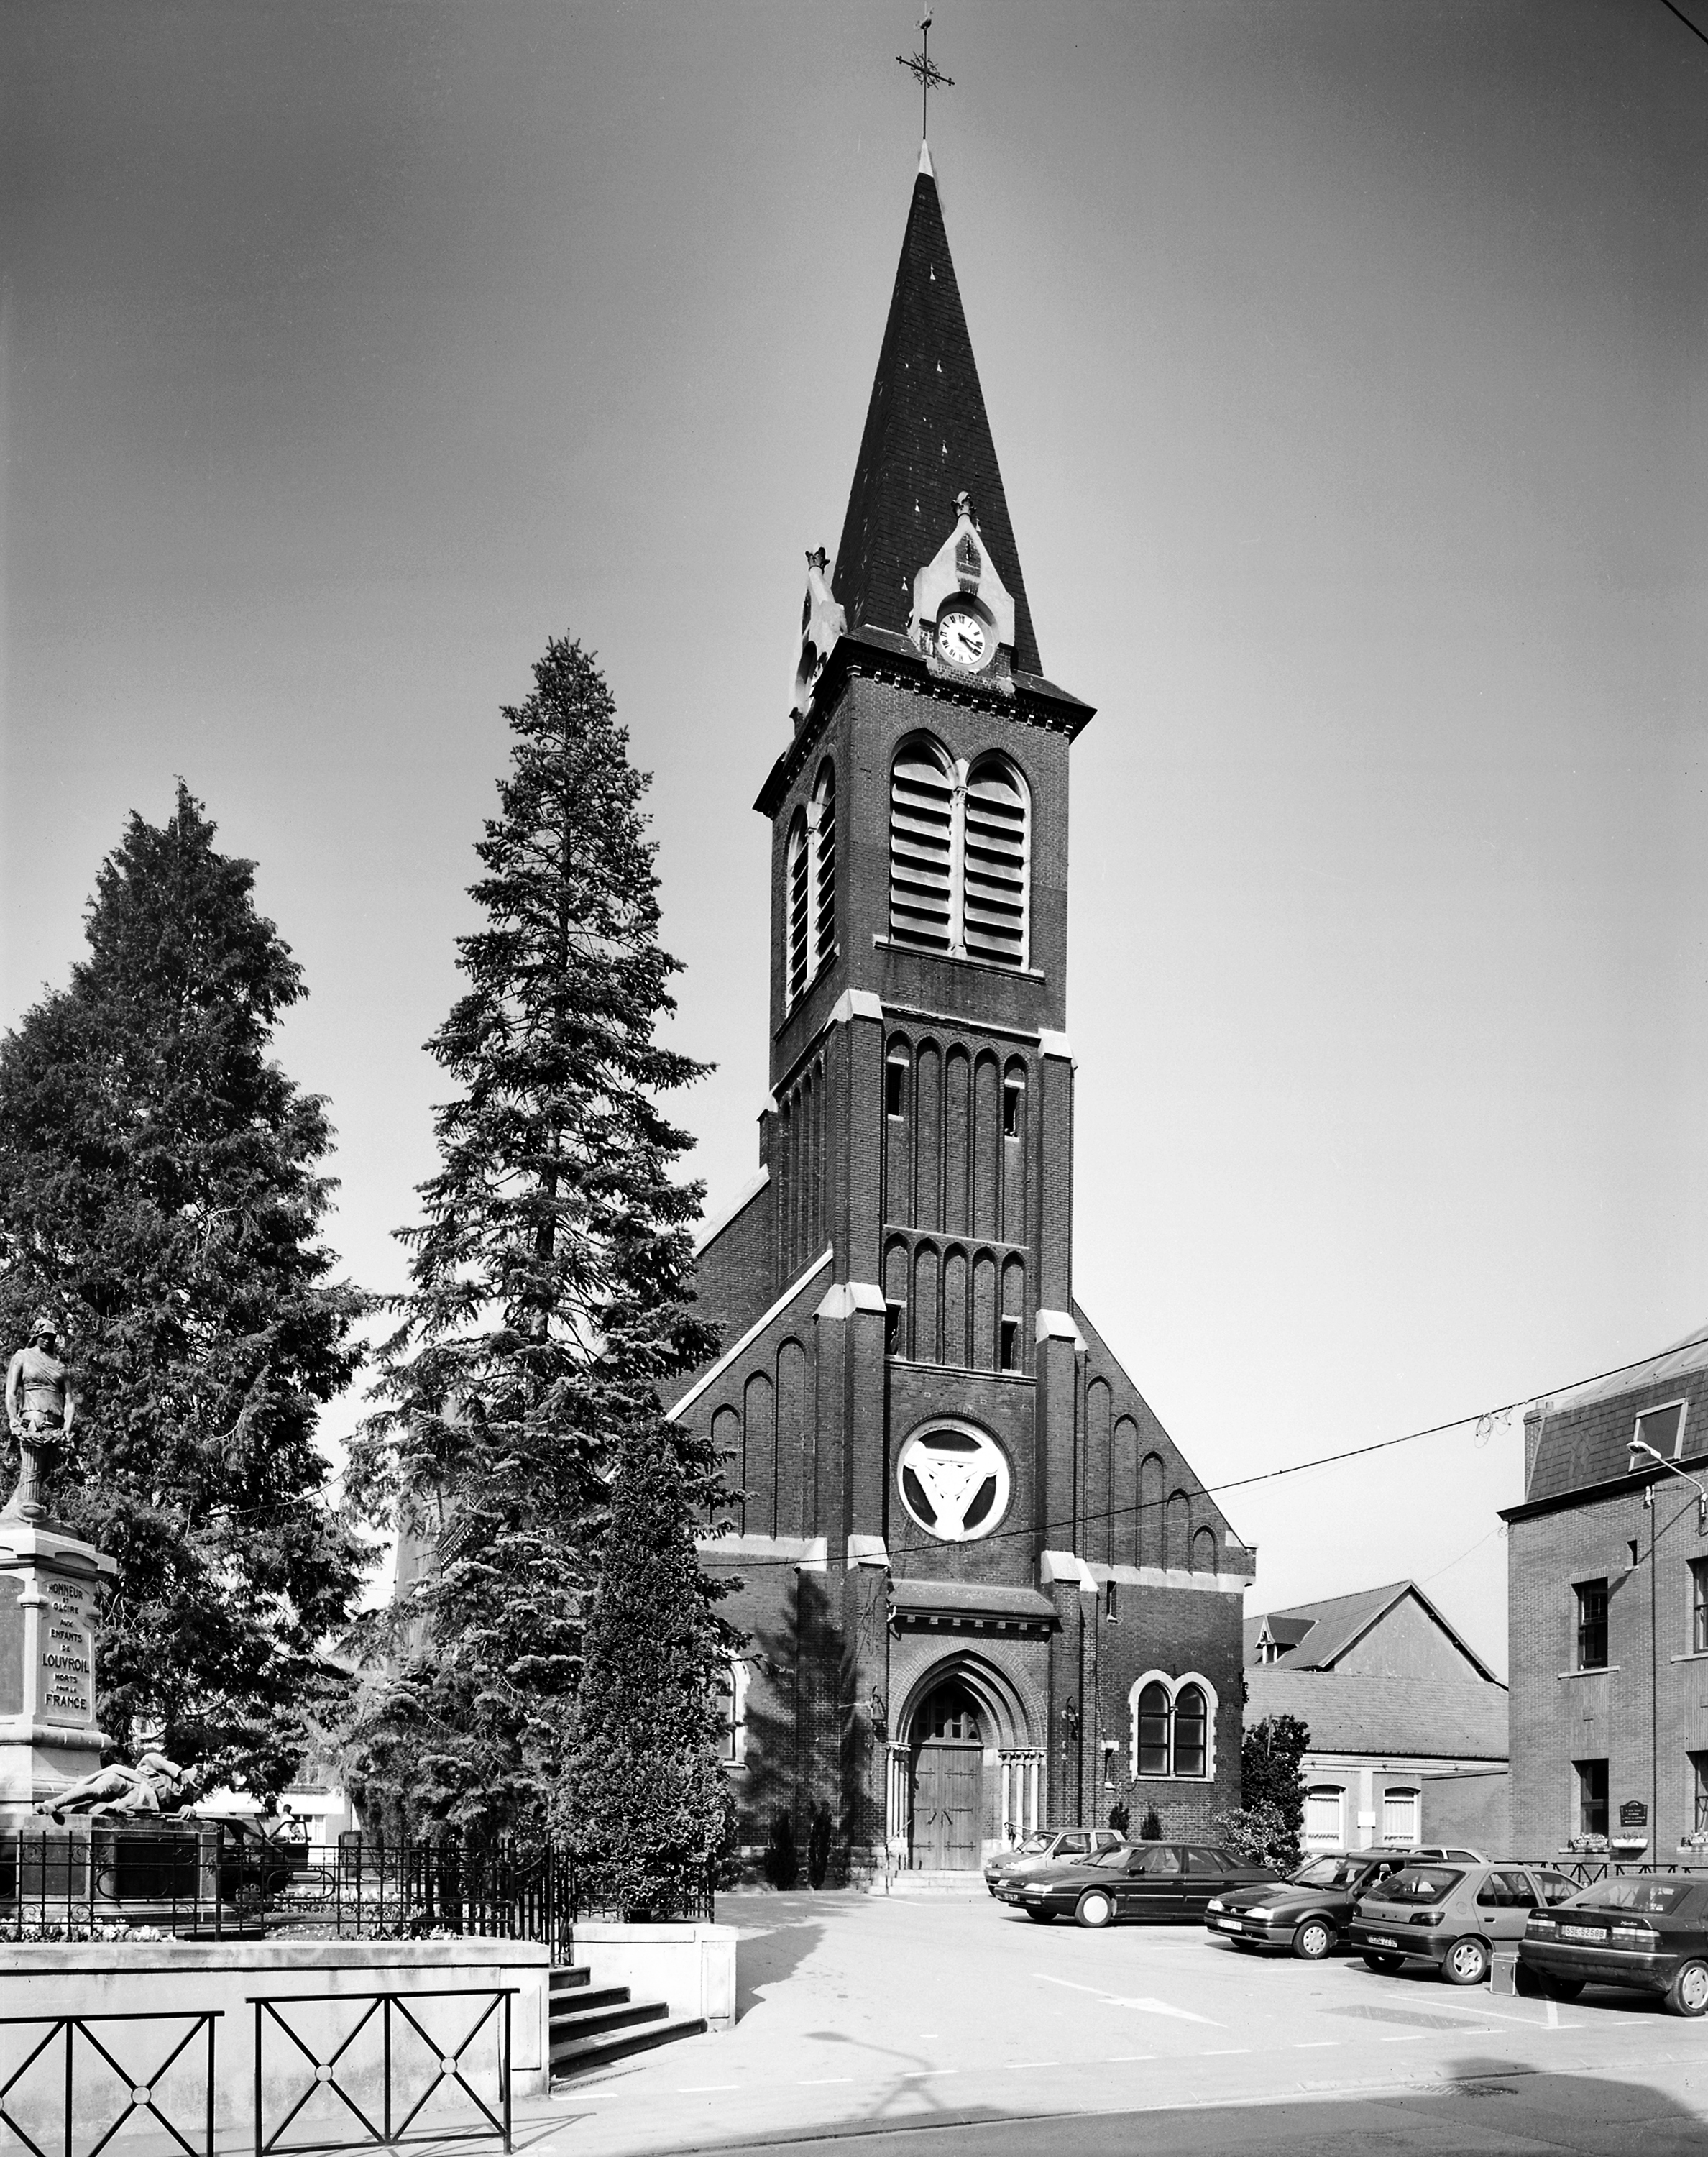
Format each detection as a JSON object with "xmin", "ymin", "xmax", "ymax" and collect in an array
[{"xmin": 666, "ymin": 147, "xmax": 1254, "ymax": 1880}]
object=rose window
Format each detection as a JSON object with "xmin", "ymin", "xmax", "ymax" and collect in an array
[{"xmin": 896, "ymin": 1425, "xmax": 1010, "ymax": 1543}]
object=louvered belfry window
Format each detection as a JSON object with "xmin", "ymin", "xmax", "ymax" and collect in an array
[
  {"xmin": 962, "ymin": 756, "xmax": 1029, "ymax": 965},
  {"xmin": 888, "ymin": 736, "xmax": 1029, "ymax": 966},
  {"xmin": 786, "ymin": 810, "xmax": 810, "ymax": 1003},
  {"xmin": 889, "ymin": 741, "xmax": 956, "ymax": 952},
  {"xmin": 812, "ymin": 762, "xmax": 836, "ymax": 971}
]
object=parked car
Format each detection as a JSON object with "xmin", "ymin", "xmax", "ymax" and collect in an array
[
  {"xmin": 1203, "ymin": 1848, "xmax": 1478, "ymax": 1960},
  {"xmin": 1350, "ymin": 1861, "xmax": 1579, "ymax": 1985},
  {"xmin": 997, "ymin": 1841, "xmax": 1278, "ymax": 1929},
  {"xmin": 983, "ymin": 1827, "xmax": 1125, "ymax": 1897},
  {"xmin": 1519, "ymin": 1874, "xmax": 1708, "ymax": 2016}
]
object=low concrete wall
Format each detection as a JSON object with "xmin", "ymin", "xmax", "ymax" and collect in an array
[
  {"xmin": 574, "ymin": 1920, "xmax": 739, "ymax": 2030},
  {"xmin": 0, "ymin": 1936, "xmax": 555, "ymax": 2129}
]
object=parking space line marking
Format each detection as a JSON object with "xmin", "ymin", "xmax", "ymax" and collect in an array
[
  {"xmin": 797, "ymin": 2076, "xmax": 852, "ymax": 2085},
  {"xmin": 677, "ymin": 2084, "xmax": 738, "ymax": 2092},
  {"xmin": 1103, "ymin": 2055, "xmax": 1155, "ymax": 2063},
  {"xmin": 1201, "ymin": 2048, "xmax": 1252, "ymax": 2056},
  {"xmin": 1294, "ymin": 2041, "xmax": 1341, "ymax": 2048},
  {"xmin": 1007, "ymin": 2061, "xmax": 1060, "ymax": 2069},
  {"xmin": 901, "ymin": 2068, "xmax": 960, "ymax": 2079},
  {"xmin": 1377, "ymin": 2033, "xmax": 1432, "ymax": 2043},
  {"xmin": 1415, "ymin": 1997, "xmax": 1575, "ymax": 2030},
  {"xmin": 1036, "ymin": 1974, "xmax": 1219, "ymax": 2024}
]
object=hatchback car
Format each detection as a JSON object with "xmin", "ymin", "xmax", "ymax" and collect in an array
[
  {"xmin": 1205, "ymin": 1847, "xmax": 1491, "ymax": 1961},
  {"xmin": 1519, "ymin": 1874, "xmax": 1708, "ymax": 2016},
  {"xmin": 998, "ymin": 1841, "xmax": 1277, "ymax": 1928},
  {"xmin": 983, "ymin": 1826, "xmax": 1124, "ymax": 1897},
  {"xmin": 1350, "ymin": 1861, "xmax": 1579, "ymax": 1985}
]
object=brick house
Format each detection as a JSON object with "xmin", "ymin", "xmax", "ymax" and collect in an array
[
  {"xmin": 665, "ymin": 150, "xmax": 1256, "ymax": 1881},
  {"xmin": 1245, "ymin": 1581, "xmax": 1509, "ymax": 1856},
  {"xmin": 1502, "ymin": 1320, "xmax": 1708, "ymax": 1861}
]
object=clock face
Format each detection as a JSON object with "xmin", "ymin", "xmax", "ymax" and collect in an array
[{"xmin": 936, "ymin": 605, "xmax": 989, "ymax": 671}]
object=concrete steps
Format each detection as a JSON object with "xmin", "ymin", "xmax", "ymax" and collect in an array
[
  {"xmin": 882, "ymin": 1869, "xmax": 990, "ymax": 1895},
  {"xmin": 548, "ymin": 1962, "xmax": 707, "ymax": 2082}
]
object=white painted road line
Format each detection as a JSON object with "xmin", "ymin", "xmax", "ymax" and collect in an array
[
  {"xmin": 1036, "ymin": 1974, "xmax": 1220, "ymax": 2024},
  {"xmin": 797, "ymin": 2076, "xmax": 852, "ymax": 2084},
  {"xmin": 1294, "ymin": 2040, "xmax": 1341, "ymax": 2048}
]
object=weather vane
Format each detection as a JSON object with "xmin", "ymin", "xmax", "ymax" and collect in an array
[{"xmin": 896, "ymin": 10, "xmax": 954, "ymax": 144}]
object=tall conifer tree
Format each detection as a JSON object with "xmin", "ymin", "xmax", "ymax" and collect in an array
[
  {"xmin": 0, "ymin": 784, "xmax": 363, "ymax": 1789},
  {"xmin": 345, "ymin": 636, "xmax": 720, "ymax": 1836}
]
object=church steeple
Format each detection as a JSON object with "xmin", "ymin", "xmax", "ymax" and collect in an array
[{"xmin": 831, "ymin": 165, "xmax": 1043, "ymax": 679}]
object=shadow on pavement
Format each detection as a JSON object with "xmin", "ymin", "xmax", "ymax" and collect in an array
[{"xmin": 625, "ymin": 2055, "xmax": 1708, "ymax": 2157}]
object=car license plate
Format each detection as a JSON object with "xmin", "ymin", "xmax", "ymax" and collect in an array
[
  {"xmin": 1217, "ymin": 1918, "xmax": 1243, "ymax": 1932},
  {"xmin": 1560, "ymin": 1925, "xmax": 1604, "ymax": 1943},
  {"xmin": 1365, "ymin": 1933, "xmax": 1398, "ymax": 1948}
]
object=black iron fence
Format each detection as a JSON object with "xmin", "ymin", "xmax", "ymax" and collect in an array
[
  {"xmin": 252, "ymin": 1987, "xmax": 513, "ymax": 2157},
  {"xmin": 0, "ymin": 1825, "xmax": 712, "ymax": 1951},
  {"xmin": 0, "ymin": 2008, "xmax": 219, "ymax": 2157}
]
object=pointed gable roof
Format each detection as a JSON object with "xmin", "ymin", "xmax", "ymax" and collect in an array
[
  {"xmin": 832, "ymin": 165, "xmax": 1043, "ymax": 679},
  {"xmin": 1244, "ymin": 1580, "xmax": 1500, "ymax": 1684}
]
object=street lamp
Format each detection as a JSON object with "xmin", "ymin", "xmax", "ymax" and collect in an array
[
  {"xmin": 1628, "ymin": 1439, "xmax": 1708, "ymax": 1531},
  {"xmin": 1627, "ymin": 1439, "xmax": 1708, "ymax": 1861}
]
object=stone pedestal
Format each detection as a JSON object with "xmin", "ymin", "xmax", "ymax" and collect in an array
[{"xmin": 0, "ymin": 1517, "xmax": 116, "ymax": 1824}]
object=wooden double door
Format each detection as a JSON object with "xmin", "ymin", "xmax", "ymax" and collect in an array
[{"xmin": 910, "ymin": 1741, "xmax": 983, "ymax": 1869}]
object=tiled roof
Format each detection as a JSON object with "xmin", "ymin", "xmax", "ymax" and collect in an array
[
  {"xmin": 1244, "ymin": 1667, "xmax": 1508, "ymax": 1762},
  {"xmin": 889, "ymin": 1578, "xmax": 1057, "ymax": 1623},
  {"xmin": 1524, "ymin": 1320, "xmax": 1708, "ymax": 1505},
  {"xmin": 831, "ymin": 167, "xmax": 1042, "ymax": 677},
  {"xmin": 1244, "ymin": 1580, "xmax": 1498, "ymax": 1682}
]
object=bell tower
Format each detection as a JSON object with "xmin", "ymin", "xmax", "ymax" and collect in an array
[{"xmin": 673, "ymin": 148, "xmax": 1252, "ymax": 1884}]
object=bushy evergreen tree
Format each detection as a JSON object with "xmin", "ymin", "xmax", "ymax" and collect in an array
[
  {"xmin": 344, "ymin": 636, "xmax": 718, "ymax": 1836},
  {"xmin": 0, "ymin": 783, "xmax": 363, "ymax": 1790},
  {"xmin": 559, "ymin": 1423, "xmax": 733, "ymax": 1913},
  {"xmin": 1240, "ymin": 1711, "xmax": 1310, "ymax": 1860}
]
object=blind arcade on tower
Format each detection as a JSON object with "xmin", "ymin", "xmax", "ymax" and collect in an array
[{"xmin": 667, "ymin": 149, "xmax": 1254, "ymax": 1883}]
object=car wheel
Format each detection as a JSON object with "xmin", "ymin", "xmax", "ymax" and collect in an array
[
  {"xmin": 1665, "ymin": 1960, "xmax": 1708, "ymax": 2018},
  {"xmin": 1539, "ymin": 1975, "xmax": 1584, "ymax": 2002},
  {"xmin": 1293, "ymin": 1918, "xmax": 1334, "ymax": 1961},
  {"xmin": 1362, "ymin": 1951, "xmax": 1403, "ymax": 1974},
  {"xmin": 1443, "ymin": 1937, "xmax": 1490, "ymax": 1987},
  {"xmin": 1076, "ymin": 1889, "xmax": 1116, "ymax": 1930},
  {"xmin": 1024, "ymin": 1908, "xmax": 1056, "ymax": 1924}
]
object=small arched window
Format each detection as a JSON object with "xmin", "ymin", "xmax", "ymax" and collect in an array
[
  {"xmin": 962, "ymin": 755, "xmax": 1029, "ymax": 967},
  {"xmin": 889, "ymin": 738, "xmax": 955, "ymax": 952},
  {"xmin": 812, "ymin": 762, "xmax": 836, "ymax": 971},
  {"xmin": 786, "ymin": 810, "xmax": 810, "ymax": 1004},
  {"xmin": 1137, "ymin": 1682, "xmax": 1172, "ymax": 1778},
  {"xmin": 1173, "ymin": 1685, "xmax": 1208, "ymax": 1779}
]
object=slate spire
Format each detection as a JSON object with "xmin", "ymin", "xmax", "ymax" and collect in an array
[{"xmin": 832, "ymin": 165, "xmax": 1042, "ymax": 679}]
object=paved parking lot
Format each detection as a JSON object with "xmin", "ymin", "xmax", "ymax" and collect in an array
[{"xmin": 523, "ymin": 1886, "xmax": 1708, "ymax": 2156}]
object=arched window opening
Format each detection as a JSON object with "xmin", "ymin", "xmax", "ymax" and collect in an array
[
  {"xmin": 886, "ymin": 1045, "xmax": 911, "ymax": 1119},
  {"xmin": 786, "ymin": 811, "xmax": 810, "ymax": 1004},
  {"xmin": 889, "ymin": 739, "xmax": 955, "ymax": 951},
  {"xmin": 1305, "ymin": 1786, "xmax": 1346, "ymax": 1845},
  {"xmin": 1382, "ymin": 1787, "xmax": 1420, "ymax": 1844},
  {"xmin": 1001, "ymin": 1064, "xmax": 1025, "ymax": 1139},
  {"xmin": 915, "ymin": 1680, "xmax": 983, "ymax": 1744},
  {"xmin": 1190, "ymin": 1524, "xmax": 1218, "ymax": 1575},
  {"xmin": 1136, "ymin": 1682, "xmax": 1172, "ymax": 1778},
  {"xmin": 963, "ymin": 756, "xmax": 1029, "ymax": 967},
  {"xmin": 1173, "ymin": 1685, "xmax": 1208, "ymax": 1779},
  {"xmin": 812, "ymin": 761, "xmax": 836, "ymax": 971}
]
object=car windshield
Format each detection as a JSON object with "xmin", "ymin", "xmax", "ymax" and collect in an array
[
  {"xmin": 1288, "ymin": 1858, "xmax": 1363, "ymax": 1889},
  {"xmin": 1574, "ymin": 1879, "xmax": 1693, "ymax": 1915},
  {"xmin": 1013, "ymin": 1836, "xmax": 1053, "ymax": 1855},
  {"xmin": 1374, "ymin": 1867, "xmax": 1461, "ymax": 1904},
  {"xmin": 1081, "ymin": 1846, "xmax": 1131, "ymax": 1870}
]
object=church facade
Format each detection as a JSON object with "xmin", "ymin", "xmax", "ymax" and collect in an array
[{"xmin": 666, "ymin": 151, "xmax": 1255, "ymax": 1880}]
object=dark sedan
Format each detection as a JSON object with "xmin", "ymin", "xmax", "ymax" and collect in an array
[
  {"xmin": 998, "ymin": 1841, "xmax": 1278, "ymax": 1929},
  {"xmin": 1204, "ymin": 1849, "xmax": 1417, "ymax": 1960},
  {"xmin": 1520, "ymin": 1874, "xmax": 1708, "ymax": 2016}
]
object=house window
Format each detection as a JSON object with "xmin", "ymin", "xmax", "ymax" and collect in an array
[
  {"xmin": 812, "ymin": 761, "xmax": 836, "ymax": 971},
  {"xmin": 1694, "ymin": 1561, "xmax": 1708, "ymax": 1656},
  {"xmin": 998, "ymin": 1316, "xmax": 1020, "ymax": 1372},
  {"xmin": 1305, "ymin": 1786, "xmax": 1344, "ymax": 1846},
  {"xmin": 1635, "ymin": 1400, "xmax": 1687, "ymax": 1459},
  {"xmin": 887, "ymin": 736, "xmax": 1031, "ymax": 968},
  {"xmin": 1172, "ymin": 1685, "xmax": 1208, "ymax": 1779},
  {"xmin": 785, "ymin": 762, "xmax": 837, "ymax": 1010},
  {"xmin": 1575, "ymin": 1579, "xmax": 1609, "ymax": 1670},
  {"xmin": 885, "ymin": 1050, "xmax": 909, "ymax": 1119},
  {"xmin": 1136, "ymin": 1682, "xmax": 1171, "ymax": 1777},
  {"xmin": 1575, "ymin": 1758, "xmax": 1609, "ymax": 1840},
  {"xmin": 1002, "ymin": 1071, "xmax": 1024, "ymax": 1138},
  {"xmin": 1382, "ymin": 1787, "xmax": 1420, "ymax": 1844},
  {"xmin": 1103, "ymin": 1579, "xmax": 1118, "ymax": 1624},
  {"xmin": 1128, "ymin": 1672, "xmax": 1218, "ymax": 1782},
  {"xmin": 1691, "ymin": 1752, "xmax": 1708, "ymax": 1834},
  {"xmin": 786, "ymin": 811, "xmax": 810, "ymax": 1004},
  {"xmin": 884, "ymin": 1301, "xmax": 905, "ymax": 1357}
]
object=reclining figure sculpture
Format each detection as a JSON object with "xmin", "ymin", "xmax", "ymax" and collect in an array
[{"xmin": 36, "ymin": 1749, "xmax": 204, "ymax": 1825}]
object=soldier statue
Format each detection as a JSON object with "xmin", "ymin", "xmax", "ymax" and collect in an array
[{"xmin": 4, "ymin": 1314, "xmax": 75, "ymax": 1521}]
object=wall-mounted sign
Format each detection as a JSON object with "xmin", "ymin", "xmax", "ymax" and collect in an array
[{"xmin": 1619, "ymin": 1800, "xmax": 1648, "ymax": 1830}]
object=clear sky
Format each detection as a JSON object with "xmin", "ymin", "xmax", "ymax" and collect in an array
[{"xmin": 4, "ymin": 1, "xmax": 1704, "ymax": 1674}]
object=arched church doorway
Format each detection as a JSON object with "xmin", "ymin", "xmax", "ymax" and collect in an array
[{"xmin": 907, "ymin": 1679, "xmax": 985, "ymax": 1870}]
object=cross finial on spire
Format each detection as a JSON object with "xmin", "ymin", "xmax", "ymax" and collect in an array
[{"xmin": 896, "ymin": 11, "xmax": 954, "ymax": 149}]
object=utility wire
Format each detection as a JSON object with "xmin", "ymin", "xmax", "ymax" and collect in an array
[{"xmin": 1658, "ymin": 0, "xmax": 1708, "ymax": 52}]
